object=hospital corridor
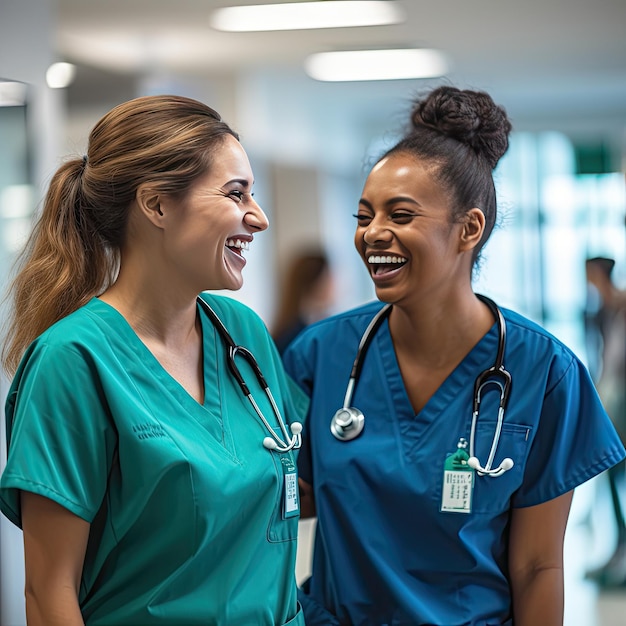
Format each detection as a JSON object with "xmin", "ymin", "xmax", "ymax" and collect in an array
[{"xmin": 2, "ymin": 1, "xmax": 626, "ymax": 624}]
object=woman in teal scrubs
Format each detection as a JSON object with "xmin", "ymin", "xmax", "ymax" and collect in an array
[{"xmin": 0, "ymin": 95, "xmax": 306, "ymax": 625}]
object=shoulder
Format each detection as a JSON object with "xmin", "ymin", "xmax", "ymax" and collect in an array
[
  {"xmin": 285, "ymin": 300, "xmax": 385, "ymax": 359},
  {"xmin": 6, "ymin": 300, "xmax": 118, "ymax": 430},
  {"xmin": 198, "ymin": 292, "xmax": 262, "ymax": 323},
  {"xmin": 501, "ymin": 306, "xmax": 584, "ymax": 383},
  {"xmin": 502, "ymin": 307, "xmax": 574, "ymax": 354},
  {"xmin": 301, "ymin": 301, "xmax": 385, "ymax": 338},
  {"xmin": 16, "ymin": 298, "xmax": 113, "ymax": 367},
  {"xmin": 198, "ymin": 292, "xmax": 272, "ymax": 347}
]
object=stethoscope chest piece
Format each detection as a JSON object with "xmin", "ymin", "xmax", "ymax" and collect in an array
[
  {"xmin": 330, "ymin": 303, "xmax": 392, "ymax": 442},
  {"xmin": 330, "ymin": 407, "xmax": 365, "ymax": 441},
  {"xmin": 328, "ymin": 296, "xmax": 515, "ymax": 479}
]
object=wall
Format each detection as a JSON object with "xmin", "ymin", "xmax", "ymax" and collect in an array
[{"xmin": 0, "ymin": 1, "xmax": 61, "ymax": 624}]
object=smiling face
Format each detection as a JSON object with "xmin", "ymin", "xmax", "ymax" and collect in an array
[
  {"xmin": 355, "ymin": 152, "xmax": 474, "ymax": 307},
  {"xmin": 159, "ymin": 134, "xmax": 268, "ymax": 293}
]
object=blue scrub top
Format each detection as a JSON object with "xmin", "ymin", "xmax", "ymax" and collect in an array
[
  {"xmin": 283, "ymin": 300, "xmax": 626, "ymax": 626},
  {"xmin": 1, "ymin": 293, "xmax": 307, "ymax": 625}
]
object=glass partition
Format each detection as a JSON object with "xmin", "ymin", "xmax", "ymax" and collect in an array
[
  {"xmin": 0, "ymin": 79, "xmax": 35, "ymax": 306},
  {"xmin": 0, "ymin": 77, "xmax": 34, "ymax": 626}
]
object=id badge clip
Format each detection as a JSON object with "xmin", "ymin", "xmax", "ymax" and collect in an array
[
  {"xmin": 280, "ymin": 455, "xmax": 300, "ymax": 519},
  {"xmin": 441, "ymin": 437, "xmax": 474, "ymax": 514}
]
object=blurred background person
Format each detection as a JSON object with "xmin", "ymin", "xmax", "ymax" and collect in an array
[
  {"xmin": 272, "ymin": 248, "xmax": 336, "ymax": 355},
  {"xmin": 584, "ymin": 256, "xmax": 626, "ymax": 588}
]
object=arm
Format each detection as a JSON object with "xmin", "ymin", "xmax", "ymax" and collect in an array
[
  {"xmin": 21, "ymin": 491, "xmax": 90, "ymax": 626},
  {"xmin": 508, "ymin": 490, "xmax": 573, "ymax": 626},
  {"xmin": 299, "ymin": 478, "xmax": 316, "ymax": 518}
]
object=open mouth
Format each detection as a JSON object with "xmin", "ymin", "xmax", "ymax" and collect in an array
[
  {"xmin": 368, "ymin": 254, "xmax": 407, "ymax": 276},
  {"xmin": 226, "ymin": 238, "xmax": 250, "ymax": 256}
]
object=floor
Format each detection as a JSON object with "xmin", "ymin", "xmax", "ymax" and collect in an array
[{"xmin": 295, "ymin": 472, "xmax": 626, "ymax": 625}]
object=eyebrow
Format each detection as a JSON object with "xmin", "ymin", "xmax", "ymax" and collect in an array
[
  {"xmin": 358, "ymin": 196, "xmax": 421, "ymax": 209},
  {"xmin": 226, "ymin": 178, "xmax": 253, "ymax": 188}
]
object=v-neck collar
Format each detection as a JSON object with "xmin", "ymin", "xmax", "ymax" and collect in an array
[
  {"xmin": 378, "ymin": 315, "xmax": 501, "ymax": 422},
  {"xmin": 88, "ymin": 298, "xmax": 211, "ymax": 408},
  {"xmin": 88, "ymin": 297, "xmax": 248, "ymax": 458}
]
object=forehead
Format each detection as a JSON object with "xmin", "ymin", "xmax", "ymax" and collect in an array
[
  {"xmin": 370, "ymin": 152, "xmax": 433, "ymax": 181},
  {"xmin": 209, "ymin": 134, "xmax": 252, "ymax": 176},
  {"xmin": 362, "ymin": 153, "xmax": 444, "ymax": 200}
]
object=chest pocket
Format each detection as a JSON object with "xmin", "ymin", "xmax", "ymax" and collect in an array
[{"xmin": 470, "ymin": 421, "xmax": 532, "ymax": 513}]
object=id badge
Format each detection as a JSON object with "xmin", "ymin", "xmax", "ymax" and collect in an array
[
  {"xmin": 280, "ymin": 455, "xmax": 300, "ymax": 519},
  {"xmin": 441, "ymin": 438, "xmax": 474, "ymax": 514}
]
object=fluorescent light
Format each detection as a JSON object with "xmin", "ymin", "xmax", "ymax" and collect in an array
[
  {"xmin": 305, "ymin": 48, "xmax": 449, "ymax": 81},
  {"xmin": 2, "ymin": 219, "xmax": 32, "ymax": 254},
  {"xmin": 46, "ymin": 62, "xmax": 77, "ymax": 89},
  {"xmin": 1, "ymin": 185, "xmax": 34, "ymax": 218},
  {"xmin": 210, "ymin": 1, "xmax": 406, "ymax": 32},
  {"xmin": 0, "ymin": 81, "xmax": 28, "ymax": 106}
]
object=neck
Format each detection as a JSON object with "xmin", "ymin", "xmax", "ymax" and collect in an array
[
  {"xmin": 388, "ymin": 292, "xmax": 494, "ymax": 369},
  {"xmin": 99, "ymin": 276, "xmax": 199, "ymax": 349}
]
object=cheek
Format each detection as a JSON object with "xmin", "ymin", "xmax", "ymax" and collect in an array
[{"xmin": 354, "ymin": 228, "xmax": 363, "ymax": 252}]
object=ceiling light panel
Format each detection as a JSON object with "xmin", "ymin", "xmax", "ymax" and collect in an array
[
  {"xmin": 46, "ymin": 62, "xmax": 77, "ymax": 89},
  {"xmin": 305, "ymin": 49, "xmax": 449, "ymax": 81},
  {"xmin": 210, "ymin": 1, "xmax": 406, "ymax": 32},
  {"xmin": 0, "ymin": 81, "xmax": 28, "ymax": 106}
]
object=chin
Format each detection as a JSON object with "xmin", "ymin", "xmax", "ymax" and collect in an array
[
  {"xmin": 200, "ymin": 275, "xmax": 243, "ymax": 293},
  {"xmin": 373, "ymin": 286, "xmax": 402, "ymax": 306},
  {"xmin": 225, "ymin": 275, "xmax": 244, "ymax": 291}
]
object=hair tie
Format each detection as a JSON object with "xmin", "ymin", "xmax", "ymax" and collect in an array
[{"xmin": 78, "ymin": 155, "xmax": 88, "ymax": 181}]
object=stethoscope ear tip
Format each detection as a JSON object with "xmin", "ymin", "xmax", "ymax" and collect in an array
[
  {"xmin": 290, "ymin": 422, "xmax": 303, "ymax": 435},
  {"xmin": 467, "ymin": 456, "xmax": 480, "ymax": 470},
  {"xmin": 501, "ymin": 457, "xmax": 514, "ymax": 470},
  {"xmin": 468, "ymin": 455, "xmax": 514, "ymax": 476},
  {"xmin": 263, "ymin": 437, "xmax": 278, "ymax": 450}
]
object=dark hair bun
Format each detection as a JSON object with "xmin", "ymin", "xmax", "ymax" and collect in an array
[{"xmin": 411, "ymin": 86, "xmax": 512, "ymax": 169}]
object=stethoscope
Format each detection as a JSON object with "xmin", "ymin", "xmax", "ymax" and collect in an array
[
  {"xmin": 330, "ymin": 295, "xmax": 514, "ymax": 477},
  {"xmin": 197, "ymin": 298, "xmax": 302, "ymax": 453}
]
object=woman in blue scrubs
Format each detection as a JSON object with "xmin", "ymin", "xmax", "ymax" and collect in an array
[
  {"xmin": 282, "ymin": 86, "xmax": 626, "ymax": 626},
  {"xmin": 0, "ymin": 96, "xmax": 306, "ymax": 625}
]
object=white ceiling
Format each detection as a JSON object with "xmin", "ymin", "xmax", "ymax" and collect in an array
[{"xmin": 56, "ymin": 0, "xmax": 626, "ymax": 137}]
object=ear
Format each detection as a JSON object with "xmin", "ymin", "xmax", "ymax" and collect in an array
[
  {"xmin": 458, "ymin": 208, "xmax": 485, "ymax": 252},
  {"xmin": 135, "ymin": 183, "xmax": 165, "ymax": 228}
]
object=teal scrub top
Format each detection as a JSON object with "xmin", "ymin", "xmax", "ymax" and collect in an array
[{"xmin": 0, "ymin": 294, "xmax": 308, "ymax": 626}]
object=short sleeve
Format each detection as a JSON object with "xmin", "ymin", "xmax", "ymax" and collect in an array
[
  {"xmin": 513, "ymin": 354, "xmax": 626, "ymax": 507},
  {"xmin": 0, "ymin": 342, "xmax": 117, "ymax": 527}
]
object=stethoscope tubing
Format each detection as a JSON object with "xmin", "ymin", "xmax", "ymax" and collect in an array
[
  {"xmin": 197, "ymin": 297, "xmax": 301, "ymax": 453},
  {"xmin": 342, "ymin": 303, "xmax": 392, "ymax": 408},
  {"xmin": 330, "ymin": 295, "xmax": 514, "ymax": 477}
]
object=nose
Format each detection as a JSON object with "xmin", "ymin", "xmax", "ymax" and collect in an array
[
  {"xmin": 244, "ymin": 196, "xmax": 269, "ymax": 232},
  {"xmin": 362, "ymin": 215, "xmax": 393, "ymax": 245}
]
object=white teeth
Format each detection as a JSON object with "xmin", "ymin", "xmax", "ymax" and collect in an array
[
  {"xmin": 226, "ymin": 239, "xmax": 250, "ymax": 250},
  {"xmin": 367, "ymin": 255, "xmax": 407, "ymax": 264}
]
